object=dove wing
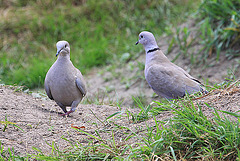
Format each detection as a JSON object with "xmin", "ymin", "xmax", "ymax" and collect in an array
[
  {"xmin": 145, "ymin": 64, "xmax": 201, "ymax": 99},
  {"xmin": 75, "ymin": 69, "xmax": 87, "ymax": 97},
  {"xmin": 44, "ymin": 82, "xmax": 54, "ymax": 100}
]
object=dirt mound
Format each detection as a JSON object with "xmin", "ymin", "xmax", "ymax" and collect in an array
[
  {"xmin": 1, "ymin": 81, "xmax": 240, "ymax": 156},
  {"xmin": 0, "ymin": 85, "xmax": 169, "ymax": 155}
]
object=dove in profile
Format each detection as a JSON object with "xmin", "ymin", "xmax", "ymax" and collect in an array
[{"xmin": 136, "ymin": 31, "xmax": 206, "ymax": 99}]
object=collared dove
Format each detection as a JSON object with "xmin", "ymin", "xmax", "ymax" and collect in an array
[
  {"xmin": 136, "ymin": 31, "xmax": 206, "ymax": 99},
  {"xmin": 44, "ymin": 41, "xmax": 87, "ymax": 116}
]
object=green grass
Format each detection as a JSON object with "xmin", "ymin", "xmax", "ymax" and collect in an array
[
  {"xmin": 149, "ymin": 102, "xmax": 240, "ymax": 160},
  {"xmin": 0, "ymin": 0, "xmax": 201, "ymax": 88},
  {"xmin": 0, "ymin": 0, "xmax": 239, "ymax": 88}
]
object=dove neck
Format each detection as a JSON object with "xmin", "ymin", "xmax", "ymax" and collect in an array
[
  {"xmin": 147, "ymin": 47, "xmax": 160, "ymax": 53},
  {"xmin": 143, "ymin": 41, "xmax": 159, "ymax": 53},
  {"xmin": 145, "ymin": 50, "xmax": 169, "ymax": 65},
  {"xmin": 57, "ymin": 54, "xmax": 70, "ymax": 61}
]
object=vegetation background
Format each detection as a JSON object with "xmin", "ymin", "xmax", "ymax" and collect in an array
[
  {"xmin": 0, "ymin": 0, "xmax": 240, "ymax": 160},
  {"xmin": 0, "ymin": 0, "xmax": 202, "ymax": 88}
]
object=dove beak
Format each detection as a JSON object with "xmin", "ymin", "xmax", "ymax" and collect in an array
[
  {"xmin": 135, "ymin": 41, "xmax": 139, "ymax": 45},
  {"xmin": 56, "ymin": 48, "xmax": 62, "ymax": 57}
]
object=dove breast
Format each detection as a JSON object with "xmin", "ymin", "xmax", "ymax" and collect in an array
[{"xmin": 45, "ymin": 58, "xmax": 84, "ymax": 106}]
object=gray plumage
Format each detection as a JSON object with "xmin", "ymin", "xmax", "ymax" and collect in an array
[
  {"xmin": 45, "ymin": 41, "xmax": 87, "ymax": 115},
  {"xmin": 136, "ymin": 31, "xmax": 205, "ymax": 99}
]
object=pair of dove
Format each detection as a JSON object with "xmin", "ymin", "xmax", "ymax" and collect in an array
[{"xmin": 45, "ymin": 31, "xmax": 206, "ymax": 116}]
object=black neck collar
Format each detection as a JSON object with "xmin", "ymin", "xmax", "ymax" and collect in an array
[{"xmin": 147, "ymin": 47, "xmax": 160, "ymax": 53}]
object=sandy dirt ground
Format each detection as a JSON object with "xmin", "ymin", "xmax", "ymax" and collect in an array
[
  {"xmin": 0, "ymin": 83, "xmax": 239, "ymax": 156},
  {"xmin": 0, "ymin": 85, "xmax": 174, "ymax": 155}
]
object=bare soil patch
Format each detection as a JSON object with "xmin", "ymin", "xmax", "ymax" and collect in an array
[{"xmin": 0, "ymin": 82, "xmax": 239, "ymax": 156}]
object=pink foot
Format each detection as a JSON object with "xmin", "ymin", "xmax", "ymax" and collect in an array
[{"xmin": 60, "ymin": 110, "xmax": 73, "ymax": 116}]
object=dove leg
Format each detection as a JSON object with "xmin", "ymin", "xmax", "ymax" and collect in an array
[
  {"xmin": 56, "ymin": 102, "xmax": 67, "ymax": 113},
  {"xmin": 61, "ymin": 100, "xmax": 81, "ymax": 116}
]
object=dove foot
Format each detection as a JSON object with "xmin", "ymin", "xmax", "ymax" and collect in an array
[{"xmin": 60, "ymin": 110, "xmax": 74, "ymax": 116}]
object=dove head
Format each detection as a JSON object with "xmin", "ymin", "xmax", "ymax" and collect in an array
[
  {"xmin": 56, "ymin": 41, "xmax": 70, "ymax": 57},
  {"xmin": 136, "ymin": 31, "xmax": 159, "ymax": 52}
]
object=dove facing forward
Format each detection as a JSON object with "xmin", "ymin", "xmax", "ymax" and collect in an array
[
  {"xmin": 44, "ymin": 41, "xmax": 87, "ymax": 116},
  {"xmin": 136, "ymin": 31, "xmax": 206, "ymax": 99}
]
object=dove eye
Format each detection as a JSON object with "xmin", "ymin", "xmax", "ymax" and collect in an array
[
  {"xmin": 65, "ymin": 44, "xmax": 67, "ymax": 48},
  {"xmin": 140, "ymin": 35, "xmax": 143, "ymax": 38}
]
